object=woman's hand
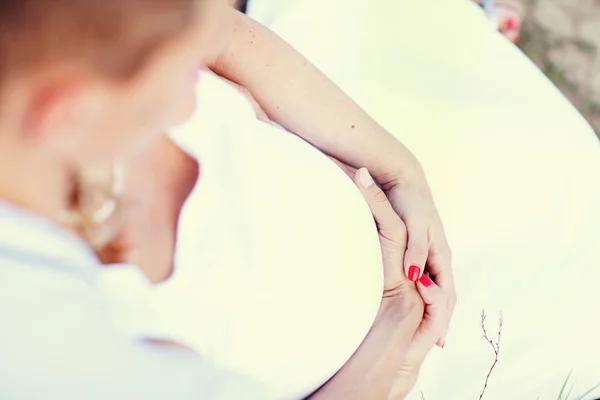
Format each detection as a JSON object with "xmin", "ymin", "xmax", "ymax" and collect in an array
[
  {"xmin": 353, "ymin": 168, "xmax": 420, "ymax": 299},
  {"xmin": 203, "ymin": 70, "xmax": 270, "ymax": 123},
  {"xmin": 332, "ymin": 157, "xmax": 455, "ymax": 348},
  {"xmin": 387, "ymin": 273, "xmax": 450, "ymax": 399},
  {"xmin": 354, "ymin": 167, "xmax": 449, "ymax": 399},
  {"xmin": 383, "ymin": 174, "xmax": 455, "ymax": 348},
  {"xmin": 217, "ymin": 74, "xmax": 271, "ymax": 123},
  {"xmin": 476, "ymin": 0, "xmax": 524, "ymax": 43},
  {"xmin": 496, "ymin": 1, "xmax": 525, "ymax": 43},
  {"xmin": 494, "ymin": 0, "xmax": 524, "ymax": 43},
  {"xmin": 301, "ymin": 167, "xmax": 426, "ymax": 400}
]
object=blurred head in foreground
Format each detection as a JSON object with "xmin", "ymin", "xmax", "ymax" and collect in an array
[{"xmin": 0, "ymin": 0, "xmax": 215, "ymax": 244}]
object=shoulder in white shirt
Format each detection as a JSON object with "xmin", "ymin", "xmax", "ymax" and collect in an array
[{"xmin": 0, "ymin": 201, "xmax": 270, "ymax": 400}]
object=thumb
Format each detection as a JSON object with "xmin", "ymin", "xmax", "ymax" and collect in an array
[
  {"xmin": 355, "ymin": 168, "xmax": 408, "ymax": 289},
  {"xmin": 403, "ymin": 218, "xmax": 429, "ymax": 283},
  {"xmin": 355, "ymin": 168, "xmax": 404, "ymax": 241},
  {"xmin": 416, "ymin": 273, "xmax": 448, "ymax": 346}
]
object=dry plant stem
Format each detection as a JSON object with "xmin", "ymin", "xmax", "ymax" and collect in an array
[{"xmin": 479, "ymin": 310, "xmax": 503, "ymax": 400}]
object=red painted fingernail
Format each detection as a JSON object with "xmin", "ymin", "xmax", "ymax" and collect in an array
[
  {"xmin": 441, "ymin": 342, "xmax": 445, "ymax": 349},
  {"xmin": 505, "ymin": 18, "xmax": 518, "ymax": 30},
  {"xmin": 419, "ymin": 273, "xmax": 433, "ymax": 287},
  {"xmin": 408, "ymin": 265, "xmax": 421, "ymax": 282}
]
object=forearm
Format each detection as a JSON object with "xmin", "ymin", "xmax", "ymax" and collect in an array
[
  {"xmin": 307, "ymin": 297, "xmax": 422, "ymax": 400},
  {"xmin": 209, "ymin": 8, "xmax": 423, "ymax": 187}
]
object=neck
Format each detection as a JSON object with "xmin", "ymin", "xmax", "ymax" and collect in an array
[{"xmin": 0, "ymin": 138, "xmax": 73, "ymax": 224}]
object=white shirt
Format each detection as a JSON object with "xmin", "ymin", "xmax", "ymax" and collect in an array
[{"xmin": 0, "ymin": 201, "xmax": 270, "ymax": 400}]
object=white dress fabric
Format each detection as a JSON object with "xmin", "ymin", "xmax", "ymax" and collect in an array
[
  {"xmin": 243, "ymin": 0, "xmax": 600, "ymax": 399},
  {"xmin": 98, "ymin": 1, "xmax": 600, "ymax": 398},
  {"xmin": 98, "ymin": 72, "xmax": 384, "ymax": 400}
]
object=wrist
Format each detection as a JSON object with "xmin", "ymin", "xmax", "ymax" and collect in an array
[
  {"xmin": 387, "ymin": 364, "xmax": 421, "ymax": 400},
  {"xmin": 376, "ymin": 159, "xmax": 427, "ymax": 193},
  {"xmin": 377, "ymin": 291, "xmax": 424, "ymax": 333}
]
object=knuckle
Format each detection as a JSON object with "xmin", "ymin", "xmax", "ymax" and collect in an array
[
  {"xmin": 371, "ymin": 188, "xmax": 389, "ymax": 204},
  {"xmin": 380, "ymin": 220, "xmax": 407, "ymax": 245},
  {"xmin": 379, "ymin": 233, "xmax": 406, "ymax": 253},
  {"xmin": 408, "ymin": 243, "xmax": 428, "ymax": 259},
  {"xmin": 388, "ymin": 218, "xmax": 407, "ymax": 237},
  {"xmin": 432, "ymin": 240, "xmax": 453, "ymax": 263}
]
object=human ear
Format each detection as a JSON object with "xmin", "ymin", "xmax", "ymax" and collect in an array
[{"xmin": 25, "ymin": 79, "xmax": 106, "ymax": 157}]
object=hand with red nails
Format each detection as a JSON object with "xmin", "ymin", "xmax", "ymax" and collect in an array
[
  {"xmin": 386, "ymin": 270, "xmax": 450, "ymax": 399},
  {"xmin": 352, "ymin": 168, "xmax": 451, "ymax": 399},
  {"xmin": 493, "ymin": 0, "xmax": 525, "ymax": 43},
  {"xmin": 352, "ymin": 167, "xmax": 421, "ymax": 296},
  {"xmin": 329, "ymin": 157, "xmax": 455, "ymax": 349},
  {"xmin": 384, "ymin": 171, "xmax": 455, "ymax": 349}
]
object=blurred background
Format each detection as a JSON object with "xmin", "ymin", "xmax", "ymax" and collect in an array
[{"xmin": 520, "ymin": 0, "xmax": 600, "ymax": 135}]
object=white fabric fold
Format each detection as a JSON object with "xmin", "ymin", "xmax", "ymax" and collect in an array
[{"xmin": 245, "ymin": 0, "xmax": 600, "ymax": 398}]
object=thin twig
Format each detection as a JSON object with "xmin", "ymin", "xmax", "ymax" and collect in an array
[{"xmin": 478, "ymin": 310, "xmax": 503, "ymax": 400}]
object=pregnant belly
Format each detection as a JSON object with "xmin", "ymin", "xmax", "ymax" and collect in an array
[{"xmin": 100, "ymin": 74, "xmax": 383, "ymax": 400}]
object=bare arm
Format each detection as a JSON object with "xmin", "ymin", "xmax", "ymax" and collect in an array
[
  {"xmin": 206, "ymin": 6, "xmax": 423, "ymax": 187},
  {"xmin": 307, "ymin": 168, "xmax": 427, "ymax": 400},
  {"xmin": 203, "ymin": 3, "xmax": 454, "ymax": 356},
  {"xmin": 308, "ymin": 297, "xmax": 422, "ymax": 400}
]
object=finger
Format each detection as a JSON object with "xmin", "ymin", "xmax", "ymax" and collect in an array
[
  {"xmin": 403, "ymin": 217, "xmax": 428, "ymax": 283},
  {"xmin": 356, "ymin": 168, "xmax": 408, "ymax": 288},
  {"xmin": 328, "ymin": 156, "xmax": 355, "ymax": 180},
  {"xmin": 254, "ymin": 107, "xmax": 270, "ymax": 122},
  {"xmin": 238, "ymin": 87, "xmax": 270, "ymax": 123},
  {"xmin": 416, "ymin": 273, "xmax": 446, "ymax": 309},
  {"xmin": 500, "ymin": 16, "xmax": 519, "ymax": 31},
  {"xmin": 222, "ymin": 77, "xmax": 271, "ymax": 122},
  {"xmin": 427, "ymin": 241, "xmax": 455, "ymax": 304},
  {"xmin": 247, "ymin": 96, "xmax": 270, "ymax": 122},
  {"xmin": 416, "ymin": 273, "xmax": 449, "ymax": 345},
  {"xmin": 355, "ymin": 168, "xmax": 405, "ymax": 243},
  {"xmin": 426, "ymin": 267, "xmax": 453, "ymax": 348},
  {"xmin": 425, "ymin": 238, "xmax": 456, "ymax": 347},
  {"xmin": 504, "ymin": 30, "xmax": 520, "ymax": 43},
  {"xmin": 498, "ymin": 15, "xmax": 521, "ymax": 43}
]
